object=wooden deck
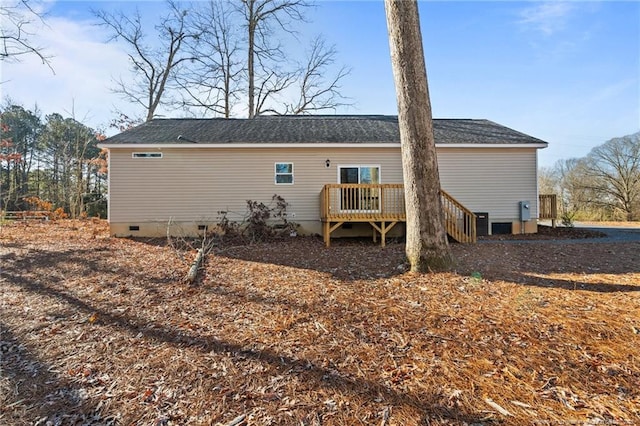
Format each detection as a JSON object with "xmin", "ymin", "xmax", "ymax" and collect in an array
[{"xmin": 320, "ymin": 184, "xmax": 476, "ymax": 247}]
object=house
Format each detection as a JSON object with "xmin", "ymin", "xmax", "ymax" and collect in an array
[{"xmin": 98, "ymin": 115, "xmax": 548, "ymax": 243}]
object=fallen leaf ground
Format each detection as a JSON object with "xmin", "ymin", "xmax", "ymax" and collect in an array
[{"xmin": 1, "ymin": 220, "xmax": 638, "ymax": 425}]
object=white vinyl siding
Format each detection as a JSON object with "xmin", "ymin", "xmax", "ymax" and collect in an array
[
  {"xmin": 108, "ymin": 147, "xmax": 403, "ymax": 224},
  {"xmin": 437, "ymin": 147, "xmax": 539, "ymax": 221},
  {"xmin": 107, "ymin": 145, "xmax": 540, "ymax": 233}
]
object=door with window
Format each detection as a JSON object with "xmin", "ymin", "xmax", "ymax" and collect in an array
[{"xmin": 339, "ymin": 166, "xmax": 380, "ymax": 211}]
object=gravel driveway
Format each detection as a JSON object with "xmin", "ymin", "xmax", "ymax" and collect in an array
[
  {"xmin": 574, "ymin": 223, "xmax": 640, "ymax": 242},
  {"xmin": 481, "ymin": 221, "xmax": 640, "ymax": 244}
]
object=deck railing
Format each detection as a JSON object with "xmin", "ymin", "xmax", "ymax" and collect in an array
[
  {"xmin": 321, "ymin": 183, "xmax": 406, "ymax": 221},
  {"xmin": 320, "ymin": 184, "xmax": 476, "ymax": 245},
  {"xmin": 539, "ymin": 194, "xmax": 558, "ymax": 227}
]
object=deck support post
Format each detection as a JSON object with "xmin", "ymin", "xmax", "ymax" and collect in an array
[
  {"xmin": 323, "ymin": 221, "xmax": 330, "ymax": 247},
  {"xmin": 323, "ymin": 221, "xmax": 345, "ymax": 247},
  {"xmin": 369, "ymin": 221, "xmax": 398, "ymax": 247}
]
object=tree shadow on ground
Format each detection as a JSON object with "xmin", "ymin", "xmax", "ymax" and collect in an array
[
  {"xmin": 212, "ymin": 236, "xmax": 409, "ymax": 280},
  {"xmin": 482, "ymin": 270, "xmax": 639, "ymax": 293},
  {"xmin": 3, "ymin": 270, "xmax": 489, "ymax": 425},
  {"xmin": 455, "ymin": 241, "xmax": 640, "ymax": 292},
  {"xmin": 4, "ymin": 227, "xmax": 637, "ymax": 422},
  {"xmin": 0, "ymin": 322, "xmax": 114, "ymax": 425},
  {"xmin": 210, "ymin": 236, "xmax": 640, "ymax": 290},
  {"xmin": 2, "ymin": 246, "xmax": 178, "ymax": 288}
]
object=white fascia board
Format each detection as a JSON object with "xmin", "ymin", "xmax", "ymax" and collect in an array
[
  {"xmin": 98, "ymin": 142, "xmax": 548, "ymax": 149},
  {"xmin": 436, "ymin": 143, "xmax": 548, "ymax": 149}
]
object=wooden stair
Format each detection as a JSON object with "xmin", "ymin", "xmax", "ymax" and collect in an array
[{"xmin": 441, "ymin": 189, "xmax": 477, "ymax": 243}]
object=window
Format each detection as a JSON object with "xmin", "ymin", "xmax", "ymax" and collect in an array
[
  {"xmin": 338, "ymin": 165, "xmax": 381, "ymax": 211},
  {"xmin": 275, "ymin": 162, "xmax": 294, "ymax": 185},
  {"xmin": 132, "ymin": 152, "xmax": 162, "ymax": 159},
  {"xmin": 339, "ymin": 166, "xmax": 380, "ymax": 185}
]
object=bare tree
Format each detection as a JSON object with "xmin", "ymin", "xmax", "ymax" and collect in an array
[
  {"xmin": 96, "ymin": 0, "xmax": 349, "ymax": 119},
  {"xmin": 538, "ymin": 165, "xmax": 559, "ymax": 195},
  {"xmin": 238, "ymin": 0, "xmax": 308, "ymax": 118},
  {"xmin": 0, "ymin": 102, "xmax": 42, "ymax": 209},
  {"xmin": 178, "ymin": 0, "xmax": 244, "ymax": 117},
  {"xmin": 582, "ymin": 133, "xmax": 640, "ymax": 221},
  {"xmin": 385, "ymin": 0, "xmax": 453, "ymax": 272},
  {"xmin": 554, "ymin": 158, "xmax": 589, "ymax": 222},
  {"xmin": 94, "ymin": 0, "xmax": 197, "ymax": 121},
  {"xmin": 0, "ymin": 0, "xmax": 52, "ymax": 70},
  {"xmin": 38, "ymin": 110, "xmax": 100, "ymax": 217},
  {"xmin": 285, "ymin": 36, "xmax": 351, "ymax": 115}
]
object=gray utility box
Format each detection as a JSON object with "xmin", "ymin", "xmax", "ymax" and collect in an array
[{"xmin": 519, "ymin": 201, "xmax": 531, "ymax": 221}]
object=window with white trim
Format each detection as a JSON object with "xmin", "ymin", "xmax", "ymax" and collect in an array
[
  {"xmin": 132, "ymin": 152, "xmax": 162, "ymax": 158},
  {"xmin": 338, "ymin": 165, "xmax": 381, "ymax": 211},
  {"xmin": 338, "ymin": 165, "xmax": 380, "ymax": 185},
  {"xmin": 275, "ymin": 162, "xmax": 294, "ymax": 185}
]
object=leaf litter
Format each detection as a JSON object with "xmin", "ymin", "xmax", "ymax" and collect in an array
[{"xmin": 0, "ymin": 220, "xmax": 638, "ymax": 425}]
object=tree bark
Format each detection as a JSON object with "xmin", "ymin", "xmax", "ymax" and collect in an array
[
  {"xmin": 384, "ymin": 0, "xmax": 453, "ymax": 272},
  {"xmin": 248, "ymin": 17, "xmax": 256, "ymax": 118}
]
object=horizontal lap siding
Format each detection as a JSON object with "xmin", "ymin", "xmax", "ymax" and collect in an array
[
  {"xmin": 437, "ymin": 148, "xmax": 539, "ymax": 221},
  {"xmin": 108, "ymin": 147, "xmax": 403, "ymax": 223},
  {"xmin": 109, "ymin": 146, "xmax": 539, "ymax": 226}
]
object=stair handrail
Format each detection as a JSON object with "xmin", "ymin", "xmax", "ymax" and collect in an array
[{"xmin": 440, "ymin": 189, "xmax": 477, "ymax": 243}]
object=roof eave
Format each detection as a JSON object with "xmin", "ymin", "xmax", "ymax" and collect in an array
[{"xmin": 98, "ymin": 142, "xmax": 549, "ymax": 149}]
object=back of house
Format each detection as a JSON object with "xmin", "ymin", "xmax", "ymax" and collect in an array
[{"xmin": 99, "ymin": 115, "xmax": 548, "ymax": 239}]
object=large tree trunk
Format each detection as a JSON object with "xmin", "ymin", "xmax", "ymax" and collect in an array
[{"xmin": 384, "ymin": 0, "xmax": 454, "ymax": 272}]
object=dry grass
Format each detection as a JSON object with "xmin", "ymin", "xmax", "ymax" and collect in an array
[{"xmin": 1, "ymin": 220, "xmax": 639, "ymax": 425}]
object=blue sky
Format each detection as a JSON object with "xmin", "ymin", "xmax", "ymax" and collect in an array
[{"xmin": 1, "ymin": 1, "xmax": 639, "ymax": 168}]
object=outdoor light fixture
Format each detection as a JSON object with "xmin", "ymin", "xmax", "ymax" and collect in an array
[{"xmin": 325, "ymin": 159, "xmax": 331, "ymax": 168}]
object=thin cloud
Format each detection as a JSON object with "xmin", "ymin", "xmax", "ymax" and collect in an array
[
  {"xmin": 588, "ymin": 78, "xmax": 639, "ymax": 105},
  {"xmin": 519, "ymin": 2, "xmax": 575, "ymax": 36},
  {"xmin": 2, "ymin": 14, "xmax": 138, "ymax": 131}
]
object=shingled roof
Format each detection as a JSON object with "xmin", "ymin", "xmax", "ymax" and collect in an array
[{"xmin": 101, "ymin": 115, "xmax": 548, "ymax": 146}]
